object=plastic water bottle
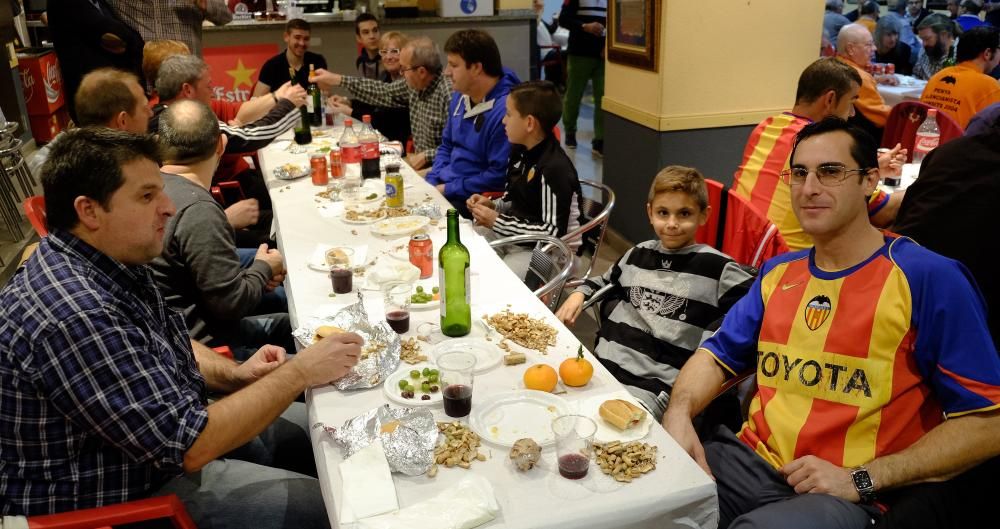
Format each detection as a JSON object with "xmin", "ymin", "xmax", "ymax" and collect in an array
[
  {"xmin": 339, "ymin": 118, "xmax": 361, "ymax": 178},
  {"xmin": 359, "ymin": 114, "xmax": 381, "ymax": 179},
  {"xmin": 912, "ymin": 108, "xmax": 940, "ymax": 164}
]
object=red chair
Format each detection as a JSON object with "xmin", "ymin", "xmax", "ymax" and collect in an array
[
  {"xmin": 721, "ymin": 189, "xmax": 790, "ymax": 268},
  {"xmin": 881, "ymin": 101, "xmax": 964, "ymax": 162},
  {"xmin": 23, "ymin": 195, "xmax": 47, "ymax": 237},
  {"xmin": 27, "ymin": 494, "xmax": 196, "ymax": 529},
  {"xmin": 695, "ymin": 178, "xmax": 725, "ymax": 248}
]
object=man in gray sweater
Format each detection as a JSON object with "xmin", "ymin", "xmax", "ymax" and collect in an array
[{"xmin": 151, "ymin": 100, "xmax": 291, "ymax": 359}]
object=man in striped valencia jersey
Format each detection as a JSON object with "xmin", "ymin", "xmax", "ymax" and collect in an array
[
  {"xmin": 734, "ymin": 58, "xmax": 906, "ymax": 252},
  {"xmin": 664, "ymin": 118, "xmax": 1000, "ymax": 529}
]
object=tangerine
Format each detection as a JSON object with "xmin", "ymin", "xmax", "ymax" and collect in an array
[
  {"xmin": 559, "ymin": 346, "xmax": 594, "ymax": 387},
  {"xmin": 523, "ymin": 364, "xmax": 558, "ymax": 392}
]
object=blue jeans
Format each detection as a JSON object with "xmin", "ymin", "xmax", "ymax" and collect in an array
[{"xmin": 153, "ymin": 403, "xmax": 327, "ymax": 529}]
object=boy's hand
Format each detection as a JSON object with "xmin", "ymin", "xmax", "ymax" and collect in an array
[
  {"xmin": 469, "ymin": 202, "xmax": 498, "ymax": 228},
  {"xmin": 555, "ymin": 292, "xmax": 586, "ymax": 326},
  {"xmin": 466, "ymin": 194, "xmax": 495, "ymax": 210}
]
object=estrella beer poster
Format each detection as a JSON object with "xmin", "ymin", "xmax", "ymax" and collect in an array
[{"xmin": 203, "ymin": 44, "xmax": 279, "ymax": 103}]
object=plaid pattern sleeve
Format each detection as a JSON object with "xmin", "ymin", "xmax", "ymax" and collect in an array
[
  {"xmin": 105, "ymin": 0, "xmax": 229, "ymax": 54},
  {"xmin": 0, "ymin": 232, "xmax": 209, "ymax": 516},
  {"xmin": 342, "ymin": 74, "xmax": 451, "ymax": 163}
]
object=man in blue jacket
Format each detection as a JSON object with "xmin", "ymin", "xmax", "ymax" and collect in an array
[{"xmin": 427, "ymin": 29, "xmax": 520, "ymax": 216}]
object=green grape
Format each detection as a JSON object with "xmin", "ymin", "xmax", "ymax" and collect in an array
[
  {"xmin": 422, "ymin": 367, "xmax": 431, "ymax": 377},
  {"xmin": 409, "ymin": 370, "xmax": 420, "ymax": 379},
  {"xmin": 416, "ymin": 286, "xmax": 424, "ymax": 293},
  {"xmin": 432, "ymin": 286, "xmax": 439, "ymax": 294},
  {"xmin": 398, "ymin": 379, "xmax": 408, "ymax": 390}
]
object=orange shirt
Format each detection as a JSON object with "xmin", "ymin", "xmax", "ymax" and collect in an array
[
  {"xmin": 837, "ymin": 56, "xmax": 891, "ymax": 127},
  {"xmin": 921, "ymin": 61, "xmax": 1000, "ymax": 129}
]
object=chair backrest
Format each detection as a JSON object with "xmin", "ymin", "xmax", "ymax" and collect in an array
[
  {"xmin": 27, "ymin": 494, "xmax": 197, "ymax": 529},
  {"xmin": 721, "ymin": 189, "xmax": 789, "ymax": 269},
  {"xmin": 881, "ymin": 101, "xmax": 964, "ymax": 162},
  {"xmin": 489, "ymin": 234, "xmax": 574, "ymax": 312},
  {"xmin": 23, "ymin": 195, "xmax": 47, "ymax": 237},
  {"xmin": 562, "ymin": 180, "xmax": 615, "ymax": 288},
  {"xmin": 695, "ymin": 178, "xmax": 725, "ymax": 248}
]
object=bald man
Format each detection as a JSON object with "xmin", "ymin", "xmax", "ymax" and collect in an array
[{"xmin": 836, "ymin": 24, "xmax": 892, "ymax": 140}]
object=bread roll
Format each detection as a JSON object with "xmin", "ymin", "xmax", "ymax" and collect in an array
[
  {"xmin": 313, "ymin": 325, "xmax": 346, "ymax": 342},
  {"xmin": 599, "ymin": 399, "xmax": 647, "ymax": 430}
]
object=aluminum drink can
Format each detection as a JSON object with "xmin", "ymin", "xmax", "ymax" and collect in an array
[
  {"xmin": 384, "ymin": 163, "xmax": 404, "ymax": 208},
  {"xmin": 329, "ymin": 149, "xmax": 344, "ymax": 178},
  {"xmin": 886, "ymin": 63, "xmax": 895, "ymax": 75},
  {"xmin": 310, "ymin": 154, "xmax": 328, "ymax": 186},
  {"xmin": 409, "ymin": 234, "xmax": 433, "ymax": 279}
]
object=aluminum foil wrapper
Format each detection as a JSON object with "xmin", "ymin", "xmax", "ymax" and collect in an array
[
  {"xmin": 319, "ymin": 404, "xmax": 438, "ymax": 475},
  {"xmin": 291, "ymin": 292, "xmax": 401, "ymax": 390},
  {"xmin": 409, "ymin": 203, "xmax": 442, "ymax": 219}
]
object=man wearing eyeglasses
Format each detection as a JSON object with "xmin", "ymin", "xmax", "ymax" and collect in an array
[
  {"xmin": 311, "ymin": 36, "xmax": 451, "ymax": 172},
  {"xmin": 664, "ymin": 117, "xmax": 1000, "ymax": 529},
  {"xmin": 836, "ymin": 24, "xmax": 894, "ymax": 141},
  {"xmin": 920, "ymin": 26, "xmax": 1000, "ymax": 129}
]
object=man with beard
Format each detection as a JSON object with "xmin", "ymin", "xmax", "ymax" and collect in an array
[
  {"xmin": 914, "ymin": 14, "xmax": 958, "ymax": 80},
  {"xmin": 253, "ymin": 18, "xmax": 327, "ymax": 96}
]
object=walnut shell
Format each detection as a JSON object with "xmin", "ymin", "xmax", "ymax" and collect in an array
[{"xmin": 509, "ymin": 438, "xmax": 542, "ymax": 471}]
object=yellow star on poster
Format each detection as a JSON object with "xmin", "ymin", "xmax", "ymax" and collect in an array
[{"xmin": 226, "ymin": 59, "xmax": 257, "ymax": 90}]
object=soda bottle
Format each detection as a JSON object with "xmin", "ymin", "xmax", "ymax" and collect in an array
[
  {"xmin": 359, "ymin": 114, "xmax": 381, "ymax": 179},
  {"xmin": 307, "ymin": 64, "xmax": 323, "ymax": 127},
  {"xmin": 439, "ymin": 209, "xmax": 471, "ymax": 337},
  {"xmin": 912, "ymin": 108, "xmax": 940, "ymax": 164},
  {"xmin": 339, "ymin": 118, "xmax": 361, "ymax": 178}
]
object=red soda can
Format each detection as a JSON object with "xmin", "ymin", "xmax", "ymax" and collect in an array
[
  {"xmin": 409, "ymin": 234, "xmax": 433, "ymax": 279},
  {"xmin": 885, "ymin": 63, "xmax": 895, "ymax": 75},
  {"xmin": 329, "ymin": 149, "xmax": 344, "ymax": 178},
  {"xmin": 310, "ymin": 154, "xmax": 328, "ymax": 186}
]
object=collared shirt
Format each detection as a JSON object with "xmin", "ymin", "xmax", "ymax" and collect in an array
[
  {"xmin": 105, "ymin": 0, "xmax": 232, "ymax": 55},
  {"xmin": 341, "ymin": 73, "xmax": 451, "ymax": 161},
  {"xmin": 914, "ymin": 41, "xmax": 957, "ymax": 81},
  {"xmin": 0, "ymin": 231, "xmax": 209, "ymax": 516}
]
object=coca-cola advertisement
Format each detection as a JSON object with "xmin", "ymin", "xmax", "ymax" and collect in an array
[{"xmin": 17, "ymin": 49, "xmax": 65, "ymax": 116}]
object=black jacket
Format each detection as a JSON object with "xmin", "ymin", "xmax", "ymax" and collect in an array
[{"xmin": 559, "ymin": 0, "xmax": 607, "ymax": 58}]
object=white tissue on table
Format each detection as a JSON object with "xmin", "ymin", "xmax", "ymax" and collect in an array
[
  {"xmin": 338, "ymin": 440, "xmax": 399, "ymax": 523},
  {"xmin": 365, "ymin": 259, "xmax": 420, "ymax": 289},
  {"xmin": 357, "ymin": 474, "xmax": 500, "ymax": 529}
]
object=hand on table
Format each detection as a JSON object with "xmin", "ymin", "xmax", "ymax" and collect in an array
[
  {"xmin": 468, "ymin": 201, "xmax": 498, "ymax": 228},
  {"xmin": 555, "ymin": 292, "xmax": 585, "ymax": 326},
  {"xmin": 293, "ymin": 331, "xmax": 364, "ymax": 385},
  {"xmin": 781, "ymin": 456, "xmax": 859, "ymax": 502},
  {"xmin": 405, "ymin": 151, "xmax": 428, "ymax": 170},
  {"xmin": 233, "ymin": 344, "xmax": 287, "ymax": 384},
  {"xmin": 225, "ymin": 198, "xmax": 260, "ymax": 229},
  {"xmin": 875, "ymin": 74, "xmax": 899, "ymax": 86},
  {"xmin": 255, "ymin": 243, "xmax": 285, "ymax": 276},
  {"xmin": 663, "ymin": 412, "xmax": 714, "ymax": 478},
  {"xmin": 311, "ymin": 68, "xmax": 343, "ymax": 89}
]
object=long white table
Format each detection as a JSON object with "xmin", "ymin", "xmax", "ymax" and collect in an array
[
  {"xmin": 877, "ymin": 75, "xmax": 927, "ymax": 107},
  {"xmin": 258, "ymin": 127, "xmax": 718, "ymax": 529}
]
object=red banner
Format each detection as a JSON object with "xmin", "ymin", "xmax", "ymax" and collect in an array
[{"xmin": 203, "ymin": 43, "xmax": 279, "ymax": 103}]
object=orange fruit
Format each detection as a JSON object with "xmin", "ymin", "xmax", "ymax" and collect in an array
[
  {"xmin": 523, "ymin": 364, "xmax": 558, "ymax": 392},
  {"xmin": 559, "ymin": 346, "xmax": 594, "ymax": 387}
]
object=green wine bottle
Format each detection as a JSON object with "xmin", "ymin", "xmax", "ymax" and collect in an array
[
  {"xmin": 439, "ymin": 209, "xmax": 471, "ymax": 337},
  {"xmin": 290, "ymin": 67, "xmax": 311, "ymax": 145},
  {"xmin": 307, "ymin": 63, "xmax": 322, "ymax": 126}
]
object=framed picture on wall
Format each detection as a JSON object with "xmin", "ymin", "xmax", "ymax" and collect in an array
[{"xmin": 607, "ymin": 0, "xmax": 660, "ymax": 71}]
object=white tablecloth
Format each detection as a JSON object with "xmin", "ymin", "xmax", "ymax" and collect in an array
[
  {"xmin": 877, "ymin": 75, "xmax": 927, "ymax": 107},
  {"xmin": 258, "ymin": 127, "xmax": 719, "ymax": 529}
]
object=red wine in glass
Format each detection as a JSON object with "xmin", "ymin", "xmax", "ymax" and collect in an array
[
  {"xmin": 443, "ymin": 384, "xmax": 472, "ymax": 417},
  {"xmin": 558, "ymin": 453, "xmax": 590, "ymax": 479},
  {"xmin": 386, "ymin": 310, "xmax": 410, "ymax": 334}
]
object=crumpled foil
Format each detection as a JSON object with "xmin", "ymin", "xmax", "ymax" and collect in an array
[
  {"xmin": 318, "ymin": 404, "xmax": 438, "ymax": 475},
  {"xmin": 272, "ymin": 163, "xmax": 309, "ymax": 180},
  {"xmin": 292, "ymin": 292, "xmax": 401, "ymax": 390},
  {"xmin": 409, "ymin": 203, "xmax": 442, "ymax": 219}
]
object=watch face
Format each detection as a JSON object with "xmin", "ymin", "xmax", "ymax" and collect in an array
[{"xmin": 853, "ymin": 470, "xmax": 873, "ymax": 489}]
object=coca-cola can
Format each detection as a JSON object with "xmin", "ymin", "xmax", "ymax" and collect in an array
[
  {"xmin": 329, "ymin": 148, "xmax": 343, "ymax": 178},
  {"xmin": 310, "ymin": 154, "xmax": 328, "ymax": 186},
  {"xmin": 885, "ymin": 63, "xmax": 895, "ymax": 75},
  {"xmin": 409, "ymin": 234, "xmax": 433, "ymax": 279}
]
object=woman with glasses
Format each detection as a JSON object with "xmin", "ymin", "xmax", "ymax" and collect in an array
[{"xmin": 333, "ymin": 31, "xmax": 412, "ymax": 144}]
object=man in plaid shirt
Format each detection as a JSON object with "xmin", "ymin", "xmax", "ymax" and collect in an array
[
  {"xmin": 312, "ymin": 36, "xmax": 450, "ymax": 171},
  {"xmin": 105, "ymin": 0, "xmax": 232, "ymax": 56},
  {"xmin": 0, "ymin": 128, "xmax": 362, "ymax": 528}
]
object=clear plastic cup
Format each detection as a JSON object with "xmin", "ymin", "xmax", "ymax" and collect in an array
[
  {"xmin": 552, "ymin": 415, "xmax": 597, "ymax": 480},
  {"xmin": 437, "ymin": 351, "xmax": 476, "ymax": 418},
  {"xmin": 383, "ymin": 283, "xmax": 411, "ymax": 334}
]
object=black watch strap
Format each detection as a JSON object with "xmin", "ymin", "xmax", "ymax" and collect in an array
[{"xmin": 851, "ymin": 466, "xmax": 876, "ymax": 503}]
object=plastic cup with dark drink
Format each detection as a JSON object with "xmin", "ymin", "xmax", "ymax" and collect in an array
[
  {"xmin": 330, "ymin": 268, "xmax": 353, "ymax": 294},
  {"xmin": 438, "ymin": 351, "xmax": 476, "ymax": 418},
  {"xmin": 383, "ymin": 283, "xmax": 411, "ymax": 334},
  {"xmin": 552, "ymin": 415, "xmax": 597, "ymax": 480}
]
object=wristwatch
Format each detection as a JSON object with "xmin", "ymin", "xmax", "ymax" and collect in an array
[{"xmin": 850, "ymin": 466, "xmax": 876, "ymax": 503}]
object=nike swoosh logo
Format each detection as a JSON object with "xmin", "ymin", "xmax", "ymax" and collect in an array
[{"xmin": 781, "ymin": 282, "xmax": 804, "ymax": 291}]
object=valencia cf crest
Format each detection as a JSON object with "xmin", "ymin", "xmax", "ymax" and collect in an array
[{"xmin": 804, "ymin": 295, "xmax": 832, "ymax": 331}]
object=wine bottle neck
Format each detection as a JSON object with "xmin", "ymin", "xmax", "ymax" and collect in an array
[{"xmin": 446, "ymin": 216, "xmax": 461, "ymax": 243}]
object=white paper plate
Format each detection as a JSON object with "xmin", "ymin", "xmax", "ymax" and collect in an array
[
  {"xmin": 370, "ymin": 216, "xmax": 430, "ymax": 237},
  {"xmin": 341, "ymin": 210, "xmax": 387, "ymax": 224},
  {"xmin": 469, "ymin": 390, "xmax": 570, "ymax": 447},
  {"xmin": 383, "ymin": 363, "xmax": 443, "ymax": 407},
  {"xmin": 428, "ymin": 337, "xmax": 500, "ymax": 374},
  {"xmin": 407, "ymin": 282, "xmax": 439, "ymax": 311},
  {"xmin": 577, "ymin": 391, "xmax": 653, "ymax": 443}
]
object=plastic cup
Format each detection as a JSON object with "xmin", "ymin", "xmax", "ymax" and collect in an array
[
  {"xmin": 552, "ymin": 415, "xmax": 597, "ymax": 480},
  {"xmin": 330, "ymin": 268, "xmax": 353, "ymax": 294},
  {"xmin": 383, "ymin": 283, "xmax": 411, "ymax": 334},
  {"xmin": 438, "ymin": 351, "xmax": 476, "ymax": 417}
]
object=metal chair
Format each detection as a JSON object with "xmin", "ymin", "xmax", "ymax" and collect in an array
[
  {"xmin": 563, "ymin": 180, "xmax": 615, "ymax": 290},
  {"xmin": 489, "ymin": 234, "xmax": 574, "ymax": 312}
]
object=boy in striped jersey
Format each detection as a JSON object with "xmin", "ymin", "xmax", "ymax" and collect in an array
[
  {"xmin": 467, "ymin": 80, "xmax": 582, "ymax": 279},
  {"xmin": 665, "ymin": 118, "xmax": 1000, "ymax": 529},
  {"xmin": 556, "ymin": 166, "xmax": 755, "ymax": 423}
]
